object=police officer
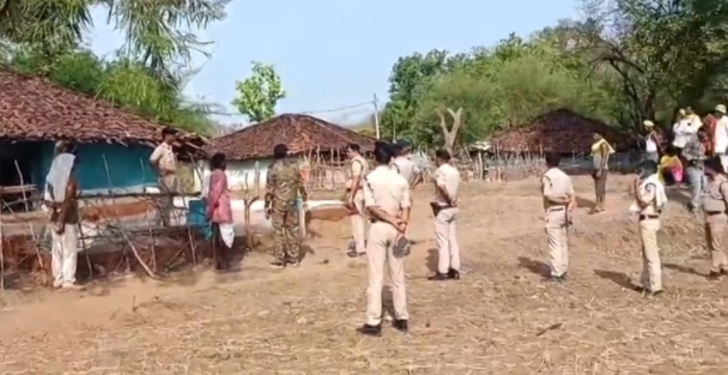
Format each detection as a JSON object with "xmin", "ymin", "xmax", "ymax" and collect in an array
[
  {"xmin": 541, "ymin": 152, "xmax": 575, "ymax": 282},
  {"xmin": 357, "ymin": 143, "xmax": 411, "ymax": 336},
  {"xmin": 428, "ymin": 149, "xmax": 461, "ymax": 281},
  {"xmin": 631, "ymin": 159, "xmax": 666, "ymax": 296},
  {"xmin": 345, "ymin": 143, "xmax": 369, "ymax": 258},
  {"xmin": 702, "ymin": 156, "xmax": 728, "ymax": 280},
  {"xmin": 391, "ymin": 140, "xmax": 417, "ymax": 185}
]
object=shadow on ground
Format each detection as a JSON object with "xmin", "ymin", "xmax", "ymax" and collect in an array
[
  {"xmin": 517, "ymin": 257, "xmax": 550, "ymax": 277},
  {"xmin": 594, "ymin": 269, "xmax": 639, "ymax": 291}
]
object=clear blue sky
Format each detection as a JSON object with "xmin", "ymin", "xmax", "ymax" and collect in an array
[{"xmin": 88, "ymin": 0, "xmax": 578, "ymax": 125}]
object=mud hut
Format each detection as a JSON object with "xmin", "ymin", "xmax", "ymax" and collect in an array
[
  {"xmin": 0, "ymin": 68, "xmax": 209, "ymax": 284},
  {"xmin": 488, "ymin": 109, "xmax": 636, "ymax": 154},
  {"xmin": 203, "ymin": 113, "xmax": 377, "ymax": 191},
  {"xmin": 485, "ymin": 109, "xmax": 638, "ymax": 178}
]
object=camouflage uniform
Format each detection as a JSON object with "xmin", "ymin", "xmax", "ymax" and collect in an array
[{"xmin": 266, "ymin": 159, "xmax": 307, "ymax": 264}]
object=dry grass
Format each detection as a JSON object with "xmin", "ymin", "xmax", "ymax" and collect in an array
[{"xmin": 2, "ymin": 175, "xmax": 728, "ymax": 375}]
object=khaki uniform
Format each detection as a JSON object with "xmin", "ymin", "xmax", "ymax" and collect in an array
[
  {"xmin": 150, "ymin": 143, "xmax": 177, "ymax": 226},
  {"xmin": 363, "ymin": 166, "xmax": 411, "ymax": 326},
  {"xmin": 433, "ymin": 163, "xmax": 461, "ymax": 273},
  {"xmin": 392, "ymin": 156, "xmax": 416, "ymax": 186},
  {"xmin": 541, "ymin": 168, "xmax": 574, "ymax": 277},
  {"xmin": 702, "ymin": 177, "xmax": 728, "ymax": 273},
  {"xmin": 636, "ymin": 182, "xmax": 662, "ymax": 292},
  {"xmin": 348, "ymin": 155, "xmax": 370, "ymax": 254}
]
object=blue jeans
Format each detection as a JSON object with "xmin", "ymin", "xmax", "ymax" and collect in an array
[{"xmin": 686, "ymin": 166, "xmax": 705, "ymax": 209}]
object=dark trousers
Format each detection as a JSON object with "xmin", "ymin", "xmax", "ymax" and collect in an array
[{"xmin": 211, "ymin": 223, "xmax": 231, "ymax": 270}]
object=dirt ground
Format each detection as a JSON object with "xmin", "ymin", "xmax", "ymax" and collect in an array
[{"xmin": 1, "ymin": 175, "xmax": 728, "ymax": 375}]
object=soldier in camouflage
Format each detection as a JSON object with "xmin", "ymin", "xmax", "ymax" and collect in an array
[{"xmin": 265, "ymin": 144, "xmax": 308, "ymax": 268}]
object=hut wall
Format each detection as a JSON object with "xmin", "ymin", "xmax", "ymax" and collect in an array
[{"xmin": 33, "ymin": 143, "xmax": 157, "ymax": 194}]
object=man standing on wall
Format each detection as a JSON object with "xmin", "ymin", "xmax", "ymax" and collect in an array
[
  {"xmin": 44, "ymin": 141, "xmax": 81, "ymax": 290},
  {"xmin": 149, "ymin": 127, "xmax": 178, "ymax": 226},
  {"xmin": 265, "ymin": 144, "xmax": 308, "ymax": 268}
]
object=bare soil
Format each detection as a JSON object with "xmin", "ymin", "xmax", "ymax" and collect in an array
[{"xmin": 1, "ymin": 176, "xmax": 727, "ymax": 375}]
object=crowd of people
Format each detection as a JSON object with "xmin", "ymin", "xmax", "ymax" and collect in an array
[{"xmin": 540, "ymin": 104, "xmax": 728, "ymax": 301}]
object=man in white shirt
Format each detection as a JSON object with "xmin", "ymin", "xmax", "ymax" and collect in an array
[
  {"xmin": 714, "ymin": 104, "xmax": 728, "ymax": 170},
  {"xmin": 673, "ymin": 107, "xmax": 701, "ymax": 151},
  {"xmin": 149, "ymin": 127, "xmax": 178, "ymax": 226},
  {"xmin": 643, "ymin": 120, "xmax": 659, "ymax": 162}
]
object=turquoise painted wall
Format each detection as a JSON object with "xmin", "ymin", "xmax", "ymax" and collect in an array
[{"xmin": 32, "ymin": 142, "xmax": 157, "ymax": 192}]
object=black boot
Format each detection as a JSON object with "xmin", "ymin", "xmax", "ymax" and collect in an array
[{"xmin": 356, "ymin": 323, "xmax": 382, "ymax": 336}]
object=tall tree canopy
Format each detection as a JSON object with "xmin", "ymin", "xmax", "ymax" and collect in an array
[
  {"xmin": 379, "ymin": 0, "xmax": 728, "ymax": 150},
  {"xmin": 231, "ymin": 61, "xmax": 286, "ymax": 123},
  {"xmin": 0, "ymin": 0, "xmax": 230, "ymax": 135}
]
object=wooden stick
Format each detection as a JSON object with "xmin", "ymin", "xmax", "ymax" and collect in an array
[
  {"xmin": 102, "ymin": 155, "xmax": 156, "ymax": 279},
  {"xmin": 13, "ymin": 159, "xmax": 44, "ymax": 270}
]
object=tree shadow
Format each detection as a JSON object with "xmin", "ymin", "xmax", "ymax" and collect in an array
[
  {"xmin": 593, "ymin": 269, "xmax": 639, "ymax": 292},
  {"xmin": 663, "ymin": 262, "xmax": 706, "ymax": 277},
  {"xmin": 517, "ymin": 256, "xmax": 550, "ymax": 277},
  {"xmin": 426, "ymin": 248, "xmax": 438, "ymax": 273}
]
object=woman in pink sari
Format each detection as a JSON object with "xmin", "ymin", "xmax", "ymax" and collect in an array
[{"xmin": 207, "ymin": 153, "xmax": 234, "ymax": 271}]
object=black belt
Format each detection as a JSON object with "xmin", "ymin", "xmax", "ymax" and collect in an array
[
  {"xmin": 639, "ymin": 214, "xmax": 660, "ymax": 221},
  {"xmin": 706, "ymin": 211, "xmax": 726, "ymax": 216},
  {"xmin": 547, "ymin": 206, "xmax": 565, "ymax": 211}
]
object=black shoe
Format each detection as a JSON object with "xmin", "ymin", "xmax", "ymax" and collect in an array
[
  {"xmin": 645, "ymin": 289, "xmax": 664, "ymax": 298},
  {"xmin": 448, "ymin": 268, "xmax": 460, "ymax": 280},
  {"xmin": 392, "ymin": 319, "xmax": 408, "ymax": 333},
  {"xmin": 708, "ymin": 270, "xmax": 726, "ymax": 281},
  {"xmin": 427, "ymin": 272, "xmax": 450, "ymax": 281},
  {"xmin": 356, "ymin": 323, "xmax": 382, "ymax": 336},
  {"xmin": 543, "ymin": 273, "xmax": 567, "ymax": 282},
  {"xmin": 347, "ymin": 250, "xmax": 365, "ymax": 258}
]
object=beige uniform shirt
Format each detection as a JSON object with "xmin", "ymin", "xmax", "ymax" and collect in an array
[
  {"xmin": 541, "ymin": 167, "xmax": 574, "ymax": 211},
  {"xmin": 364, "ymin": 166, "xmax": 411, "ymax": 216},
  {"xmin": 346, "ymin": 155, "xmax": 369, "ymax": 190},
  {"xmin": 150, "ymin": 143, "xmax": 177, "ymax": 173},
  {"xmin": 637, "ymin": 181, "xmax": 662, "ymax": 215},
  {"xmin": 392, "ymin": 156, "xmax": 417, "ymax": 186},
  {"xmin": 434, "ymin": 163, "xmax": 460, "ymax": 206}
]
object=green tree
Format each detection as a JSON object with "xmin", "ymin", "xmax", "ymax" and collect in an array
[
  {"xmin": 9, "ymin": 47, "xmax": 218, "ymax": 134},
  {"xmin": 587, "ymin": 0, "xmax": 728, "ymax": 126},
  {"xmin": 231, "ymin": 61, "xmax": 286, "ymax": 123},
  {"xmin": 0, "ymin": 0, "xmax": 229, "ymax": 132}
]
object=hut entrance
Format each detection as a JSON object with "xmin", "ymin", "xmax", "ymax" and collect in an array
[{"xmin": 0, "ymin": 142, "xmax": 41, "ymax": 212}]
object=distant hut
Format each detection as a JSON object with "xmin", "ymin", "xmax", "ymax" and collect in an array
[
  {"xmin": 488, "ymin": 109, "xmax": 636, "ymax": 154},
  {"xmin": 486, "ymin": 109, "xmax": 637, "ymax": 177},
  {"xmin": 203, "ymin": 114, "xmax": 377, "ymax": 191}
]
